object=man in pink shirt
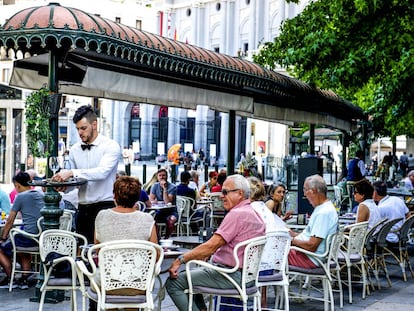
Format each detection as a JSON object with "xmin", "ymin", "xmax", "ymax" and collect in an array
[{"xmin": 166, "ymin": 174, "xmax": 266, "ymax": 311}]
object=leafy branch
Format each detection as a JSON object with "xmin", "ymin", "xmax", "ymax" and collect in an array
[{"xmin": 25, "ymin": 88, "xmax": 53, "ymax": 158}]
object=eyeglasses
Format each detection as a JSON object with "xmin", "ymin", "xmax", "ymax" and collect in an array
[{"xmin": 221, "ymin": 188, "xmax": 240, "ymax": 196}]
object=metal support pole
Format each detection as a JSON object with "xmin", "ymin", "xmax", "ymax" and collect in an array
[
  {"xmin": 171, "ymin": 164, "xmax": 177, "ymax": 183},
  {"xmin": 227, "ymin": 110, "xmax": 236, "ymax": 175},
  {"xmin": 143, "ymin": 163, "xmax": 147, "ymax": 184},
  {"xmin": 31, "ymin": 49, "xmax": 64, "ymax": 303}
]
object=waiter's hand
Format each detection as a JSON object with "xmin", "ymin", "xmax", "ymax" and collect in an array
[
  {"xmin": 52, "ymin": 169, "xmax": 73, "ymax": 182},
  {"xmin": 51, "ymin": 169, "xmax": 72, "ymax": 192}
]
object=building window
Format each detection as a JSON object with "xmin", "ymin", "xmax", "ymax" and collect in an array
[
  {"xmin": 246, "ymin": 0, "xmax": 250, "ymax": 5},
  {"xmin": 136, "ymin": 19, "xmax": 142, "ymax": 30},
  {"xmin": 1, "ymin": 68, "xmax": 10, "ymax": 83},
  {"xmin": 213, "ymin": 47, "xmax": 220, "ymax": 53},
  {"xmin": 216, "ymin": 3, "xmax": 221, "ymax": 11},
  {"xmin": 186, "ymin": 8, "xmax": 192, "ymax": 17},
  {"xmin": 115, "ymin": 17, "xmax": 121, "ymax": 23},
  {"xmin": 243, "ymin": 43, "xmax": 249, "ymax": 53}
]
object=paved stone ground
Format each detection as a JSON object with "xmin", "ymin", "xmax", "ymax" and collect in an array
[{"xmin": 2, "ymin": 256, "xmax": 414, "ymax": 311}]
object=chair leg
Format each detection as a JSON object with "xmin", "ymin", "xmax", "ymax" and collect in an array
[
  {"xmin": 39, "ymin": 288, "xmax": 47, "ymax": 311},
  {"xmin": 71, "ymin": 289, "xmax": 77, "ymax": 311},
  {"xmin": 404, "ymin": 249, "xmax": 414, "ymax": 278},
  {"xmin": 347, "ymin": 265, "xmax": 353, "ymax": 304},
  {"xmin": 335, "ymin": 268, "xmax": 343, "ymax": 309},
  {"xmin": 378, "ymin": 254, "xmax": 392, "ymax": 287}
]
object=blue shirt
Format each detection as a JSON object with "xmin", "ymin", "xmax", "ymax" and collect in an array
[{"xmin": 296, "ymin": 200, "xmax": 338, "ymax": 265}]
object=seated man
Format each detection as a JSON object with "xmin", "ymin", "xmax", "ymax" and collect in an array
[
  {"xmin": 289, "ymin": 174, "xmax": 338, "ymax": 268},
  {"xmin": 0, "ymin": 172, "xmax": 44, "ymax": 289},
  {"xmin": 177, "ymin": 171, "xmax": 196, "ymax": 200},
  {"xmin": 373, "ymin": 181, "xmax": 408, "ymax": 243},
  {"xmin": 149, "ymin": 168, "xmax": 177, "ymax": 238},
  {"xmin": 166, "ymin": 174, "xmax": 266, "ymax": 311}
]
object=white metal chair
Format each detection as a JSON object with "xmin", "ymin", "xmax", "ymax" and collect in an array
[
  {"xmin": 76, "ymin": 239, "xmax": 164, "ymax": 311},
  {"xmin": 258, "ymin": 230, "xmax": 292, "ymax": 311},
  {"xmin": 136, "ymin": 201, "xmax": 147, "ymax": 212},
  {"xmin": 59, "ymin": 210, "xmax": 74, "ymax": 231},
  {"xmin": 207, "ymin": 192, "xmax": 225, "ymax": 229},
  {"xmin": 333, "ymin": 185, "xmax": 349, "ymax": 211},
  {"xmin": 176, "ymin": 196, "xmax": 205, "ymax": 236},
  {"xmin": 39, "ymin": 229, "xmax": 88, "ymax": 311},
  {"xmin": 185, "ymin": 235, "xmax": 267, "ymax": 311},
  {"xmin": 338, "ymin": 221, "xmax": 369, "ymax": 303},
  {"xmin": 9, "ymin": 217, "xmax": 43, "ymax": 292},
  {"xmin": 288, "ymin": 227, "xmax": 345, "ymax": 311}
]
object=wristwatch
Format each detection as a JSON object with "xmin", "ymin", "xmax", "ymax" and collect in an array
[{"xmin": 177, "ymin": 255, "xmax": 185, "ymax": 265}]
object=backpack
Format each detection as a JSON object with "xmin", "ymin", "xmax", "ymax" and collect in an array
[{"xmin": 44, "ymin": 252, "xmax": 72, "ymax": 278}]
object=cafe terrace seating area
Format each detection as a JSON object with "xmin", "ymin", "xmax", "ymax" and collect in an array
[{"xmin": 2, "ymin": 190, "xmax": 414, "ymax": 311}]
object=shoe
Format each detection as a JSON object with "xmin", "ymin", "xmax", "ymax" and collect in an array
[
  {"xmin": 0, "ymin": 277, "xmax": 17, "ymax": 289},
  {"xmin": 17, "ymin": 279, "xmax": 29, "ymax": 290}
]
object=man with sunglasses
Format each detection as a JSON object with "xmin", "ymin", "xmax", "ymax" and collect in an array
[
  {"xmin": 166, "ymin": 174, "xmax": 265, "ymax": 311},
  {"xmin": 53, "ymin": 105, "xmax": 121, "ymax": 244}
]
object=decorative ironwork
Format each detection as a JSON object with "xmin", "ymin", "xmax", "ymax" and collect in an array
[{"xmin": 0, "ymin": 3, "xmax": 365, "ymax": 124}]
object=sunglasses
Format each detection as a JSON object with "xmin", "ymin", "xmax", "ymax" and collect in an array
[{"xmin": 221, "ymin": 188, "xmax": 240, "ymax": 196}]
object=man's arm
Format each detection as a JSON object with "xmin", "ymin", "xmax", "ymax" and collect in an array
[
  {"xmin": 0, "ymin": 210, "xmax": 17, "ymax": 242},
  {"xmin": 168, "ymin": 233, "xmax": 226, "ymax": 278},
  {"xmin": 291, "ymin": 235, "xmax": 322, "ymax": 253}
]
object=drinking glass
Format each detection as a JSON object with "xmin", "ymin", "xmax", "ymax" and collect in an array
[{"xmin": 48, "ymin": 156, "xmax": 60, "ymax": 176}]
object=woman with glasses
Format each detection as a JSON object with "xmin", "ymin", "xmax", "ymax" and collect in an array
[
  {"xmin": 265, "ymin": 182, "xmax": 293, "ymax": 221},
  {"xmin": 354, "ymin": 179, "xmax": 381, "ymax": 229}
]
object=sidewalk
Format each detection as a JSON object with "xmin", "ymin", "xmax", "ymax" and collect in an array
[{"xmin": 2, "ymin": 257, "xmax": 414, "ymax": 310}]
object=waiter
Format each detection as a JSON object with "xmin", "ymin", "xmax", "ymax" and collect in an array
[{"xmin": 53, "ymin": 105, "xmax": 121, "ymax": 243}]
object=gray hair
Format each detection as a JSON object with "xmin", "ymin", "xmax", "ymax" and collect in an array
[
  {"xmin": 305, "ymin": 174, "xmax": 327, "ymax": 195},
  {"xmin": 226, "ymin": 174, "xmax": 250, "ymax": 199}
]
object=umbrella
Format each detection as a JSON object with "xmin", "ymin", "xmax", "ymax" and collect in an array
[{"xmin": 168, "ymin": 144, "xmax": 181, "ymax": 162}]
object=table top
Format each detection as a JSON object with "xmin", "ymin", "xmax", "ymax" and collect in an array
[
  {"xmin": 387, "ymin": 188, "xmax": 413, "ymax": 197},
  {"xmin": 0, "ymin": 218, "xmax": 23, "ymax": 228},
  {"xmin": 147, "ymin": 203, "xmax": 176, "ymax": 211},
  {"xmin": 171, "ymin": 235, "xmax": 203, "ymax": 247}
]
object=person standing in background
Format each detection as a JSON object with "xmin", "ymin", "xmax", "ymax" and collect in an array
[
  {"xmin": 347, "ymin": 150, "xmax": 366, "ymax": 182},
  {"xmin": 399, "ymin": 151, "xmax": 409, "ymax": 177},
  {"xmin": 53, "ymin": 105, "xmax": 121, "ymax": 243}
]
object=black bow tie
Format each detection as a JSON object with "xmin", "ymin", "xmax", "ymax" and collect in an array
[{"xmin": 81, "ymin": 144, "xmax": 93, "ymax": 151}]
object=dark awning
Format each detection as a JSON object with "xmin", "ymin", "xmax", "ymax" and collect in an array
[{"xmin": 0, "ymin": 2, "xmax": 366, "ymax": 131}]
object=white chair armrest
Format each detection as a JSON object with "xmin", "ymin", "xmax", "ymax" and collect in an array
[
  {"xmin": 290, "ymin": 246, "xmax": 327, "ymax": 266},
  {"xmin": 10, "ymin": 227, "xmax": 40, "ymax": 240},
  {"xmin": 76, "ymin": 259, "xmax": 96, "ymax": 278},
  {"xmin": 186, "ymin": 259, "xmax": 239, "ymax": 274}
]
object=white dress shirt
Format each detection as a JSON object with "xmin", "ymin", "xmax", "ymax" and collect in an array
[
  {"xmin": 378, "ymin": 195, "xmax": 408, "ymax": 243},
  {"xmin": 69, "ymin": 134, "xmax": 121, "ymax": 204}
]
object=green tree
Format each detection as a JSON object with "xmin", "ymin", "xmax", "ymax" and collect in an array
[{"xmin": 253, "ymin": 0, "xmax": 414, "ymax": 139}]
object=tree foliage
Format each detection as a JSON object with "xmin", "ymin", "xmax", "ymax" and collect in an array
[{"xmin": 253, "ymin": 0, "xmax": 414, "ymax": 139}]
